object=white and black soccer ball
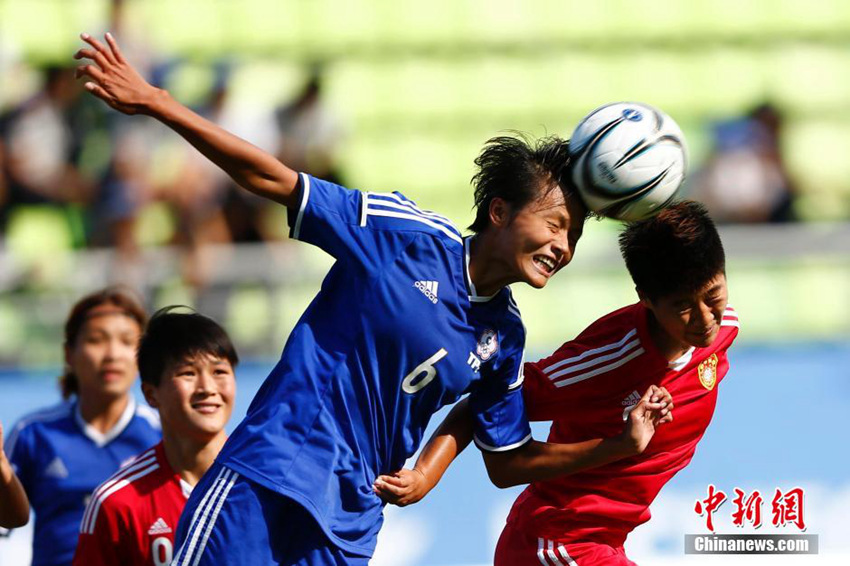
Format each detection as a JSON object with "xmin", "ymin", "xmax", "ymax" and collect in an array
[{"xmin": 568, "ymin": 102, "xmax": 688, "ymax": 221}]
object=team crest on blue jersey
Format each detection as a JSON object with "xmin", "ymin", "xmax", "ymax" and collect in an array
[{"xmin": 476, "ymin": 329, "xmax": 499, "ymax": 361}]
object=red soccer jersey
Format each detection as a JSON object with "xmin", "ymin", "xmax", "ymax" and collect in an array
[
  {"xmin": 508, "ymin": 302, "xmax": 739, "ymax": 547},
  {"xmin": 74, "ymin": 442, "xmax": 192, "ymax": 566}
]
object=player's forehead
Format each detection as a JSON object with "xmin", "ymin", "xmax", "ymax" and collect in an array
[
  {"xmin": 168, "ymin": 351, "xmax": 231, "ymax": 370},
  {"xmin": 80, "ymin": 306, "xmax": 141, "ymax": 333},
  {"xmin": 523, "ymin": 183, "xmax": 585, "ymax": 226},
  {"xmin": 662, "ymin": 272, "xmax": 727, "ymax": 303}
]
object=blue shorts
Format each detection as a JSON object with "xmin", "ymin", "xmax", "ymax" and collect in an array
[{"xmin": 173, "ymin": 462, "xmax": 369, "ymax": 566}]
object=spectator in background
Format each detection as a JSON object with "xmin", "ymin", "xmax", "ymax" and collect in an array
[
  {"xmin": 0, "ymin": 65, "xmax": 92, "ymax": 231},
  {"xmin": 3, "ymin": 288, "xmax": 160, "ymax": 566},
  {"xmin": 275, "ymin": 66, "xmax": 346, "ymax": 186},
  {"xmin": 223, "ymin": 66, "xmax": 347, "ymax": 243},
  {"xmin": 691, "ymin": 102, "xmax": 798, "ymax": 223},
  {"xmin": 162, "ymin": 66, "xmax": 236, "ymax": 289}
]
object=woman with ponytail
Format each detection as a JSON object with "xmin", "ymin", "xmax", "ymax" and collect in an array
[{"xmin": 3, "ymin": 288, "xmax": 161, "ymax": 566}]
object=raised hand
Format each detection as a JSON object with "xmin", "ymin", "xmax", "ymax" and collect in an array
[
  {"xmin": 74, "ymin": 32, "xmax": 159, "ymax": 115},
  {"xmin": 621, "ymin": 385, "xmax": 674, "ymax": 455}
]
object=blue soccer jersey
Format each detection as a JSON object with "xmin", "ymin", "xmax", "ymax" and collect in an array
[
  {"xmin": 5, "ymin": 398, "xmax": 161, "ymax": 566},
  {"xmin": 217, "ymin": 174, "xmax": 531, "ymax": 556}
]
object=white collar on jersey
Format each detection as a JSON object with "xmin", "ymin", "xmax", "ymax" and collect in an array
[
  {"xmin": 668, "ymin": 347, "xmax": 696, "ymax": 372},
  {"xmin": 464, "ymin": 236, "xmax": 498, "ymax": 302},
  {"xmin": 180, "ymin": 478, "xmax": 194, "ymax": 499},
  {"xmin": 74, "ymin": 396, "xmax": 137, "ymax": 448}
]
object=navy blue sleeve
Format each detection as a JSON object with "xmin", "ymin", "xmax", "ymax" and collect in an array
[
  {"xmin": 287, "ymin": 173, "xmax": 463, "ymax": 272},
  {"xmin": 287, "ymin": 173, "xmax": 399, "ymax": 272},
  {"xmin": 469, "ymin": 315, "xmax": 532, "ymax": 452}
]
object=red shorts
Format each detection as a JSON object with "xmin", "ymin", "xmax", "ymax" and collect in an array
[{"xmin": 494, "ymin": 520, "xmax": 637, "ymax": 566}]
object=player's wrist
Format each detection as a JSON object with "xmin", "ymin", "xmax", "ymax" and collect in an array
[
  {"xmin": 412, "ymin": 467, "xmax": 431, "ymax": 490},
  {"xmin": 613, "ymin": 430, "xmax": 642, "ymax": 458},
  {"xmin": 143, "ymin": 87, "xmax": 173, "ymax": 117}
]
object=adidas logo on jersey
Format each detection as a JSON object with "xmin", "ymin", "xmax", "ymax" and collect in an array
[
  {"xmin": 148, "ymin": 518, "xmax": 172, "ymax": 535},
  {"xmin": 414, "ymin": 280, "xmax": 439, "ymax": 304},
  {"xmin": 621, "ymin": 390, "xmax": 641, "ymax": 421},
  {"xmin": 44, "ymin": 456, "xmax": 69, "ymax": 479}
]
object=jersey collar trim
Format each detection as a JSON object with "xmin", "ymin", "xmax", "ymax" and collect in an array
[
  {"xmin": 290, "ymin": 172, "xmax": 310, "ymax": 241},
  {"xmin": 668, "ymin": 347, "xmax": 696, "ymax": 371},
  {"xmin": 464, "ymin": 237, "xmax": 498, "ymax": 302},
  {"xmin": 74, "ymin": 396, "xmax": 137, "ymax": 448}
]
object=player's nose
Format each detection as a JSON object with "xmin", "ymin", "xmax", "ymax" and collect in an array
[{"xmin": 195, "ymin": 369, "xmax": 217, "ymax": 393}]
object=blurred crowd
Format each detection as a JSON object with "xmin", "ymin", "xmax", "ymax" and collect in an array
[
  {"xmin": 690, "ymin": 102, "xmax": 799, "ymax": 224},
  {"xmin": 0, "ymin": 59, "xmax": 345, "ymax": 289},
  {"xmin": 0, "ymin": 0, "xmax": 346, "ymax": 292},
  {"xmin": 0, "ymin": 0, "xmax": 801, "ymax": 296}
]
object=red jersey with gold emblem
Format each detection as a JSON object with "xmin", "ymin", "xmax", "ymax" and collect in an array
[
  {"xmin": 506, "ymin": 302, "xmax": 739, "ymax": 547},
  {"xmin": 73, "ymin": 442, "xmax": 192, "ymax": 566}
]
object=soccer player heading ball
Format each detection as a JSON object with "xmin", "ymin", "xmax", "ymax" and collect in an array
[
  {"xmin": 74, "ymin": 34, "xmax": 671, "ymax": 565},
  {"xmin": 377, "ymin": 201, "xmax": 737, "ymax": 566}
]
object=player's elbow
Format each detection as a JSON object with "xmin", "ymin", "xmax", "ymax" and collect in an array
[
  {"xmin": 1, "ymin": 506, "xmax": 29, "ymax": 529},
  {"xmin": 483, "ymin": 453, "xmax": 523, "ymax": 489}
]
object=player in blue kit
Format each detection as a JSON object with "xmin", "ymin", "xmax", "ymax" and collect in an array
[
  {"xmin": 3, "ymin": 288, "xmax": 161, "ymax": 566},
  {"xmin": 74, "ymin": 33, "xmax": 666, "ymax": 565}
]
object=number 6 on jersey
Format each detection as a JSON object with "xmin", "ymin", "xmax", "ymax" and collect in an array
[{"xmin": 402, "ymin": 349, "xmax": 448, "ymax": 394}]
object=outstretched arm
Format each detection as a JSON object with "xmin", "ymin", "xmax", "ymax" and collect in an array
[
  {"xmin": 375, "ymin": 385, "xmax": 673, "ymax": 504},
  {"xmin": 74, "ymin": 33, "xmax": 299, "ymax": 208},
  {"xmin": 0, "ymin": 422, "xmax": 30, "ymax": 528},
  {"xmin": 483, "ymin": 385, "xmax": 672, "ymax": 488}
]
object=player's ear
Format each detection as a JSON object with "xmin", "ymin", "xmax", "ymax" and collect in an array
[
  {"xmin": 488, "ymin": 198, "xmax": 511, "ymax": 228},
  {"xmin": 141, "ymin": 381, "xmax": 159, "ymax": 409}
]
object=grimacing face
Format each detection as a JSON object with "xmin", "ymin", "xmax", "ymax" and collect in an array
[
  {"xmin": 642, "ymin": 273, "xmax": 729, "ymax": 351},
  {"xmin": 66, "ymin": 306, "xmax": 142, "ymax": 401},
  {"xmin": 492, "ymin": 186, "xmax": 587, "ymax": 289},
  {"xmin": 143, "ymin": 353, "xmax": 236, "ymax": 442}
]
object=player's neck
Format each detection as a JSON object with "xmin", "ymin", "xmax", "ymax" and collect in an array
[
  {"xmin": 77, "ymin": 394, "xmax": 130, "ymax": 435},
  {"xmin": 646, "ymin": 311, "xmax": 691, "ymax": 362},
  {"xmin": 467, "ymin": 234, "xmax": 511, "ymax": 296},
  {"xmin": 161, "ymin": 429, "xmax": 227, "ymax": 486}
]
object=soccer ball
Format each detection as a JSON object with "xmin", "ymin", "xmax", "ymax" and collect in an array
[{"xmin": 568, "ymin": 102, "xmax": 688, "ymax": 221}]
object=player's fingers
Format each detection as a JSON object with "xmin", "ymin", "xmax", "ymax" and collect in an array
[
  {"xmin": 646, "ymin": 384, "xmax": 666, "ymax": 404},
  {"xmin": 381, "ymin": 475, "xmax": 408, "ymax": 488},
  {"xmin": 104, "ymin": 31, "xmax": 126, "ymax": 63},
  {"xmin": 83, "ymin": 82, "xmax": 118, "ymax": 108},
  {"xmin": 76, "ymin": 64, "xmax": 104, "ymax": 83},
  {"xmin": 73, "ymin": 48, "xmax": 109, "ymax": 71},
  {"xmin": 373, "ymin": 479, "xmax": 407, "ymax": 497},
  {"xmin": 80, "ymin": 33, "xmax": 117, "ymax": 65}
]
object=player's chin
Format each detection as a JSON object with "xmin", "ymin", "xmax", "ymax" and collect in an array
[
  {"xmin": 687, "ymin": 327, "xmax": 719, "ymax": 348},
  {"xmin": 186, "ymin": 418, "xmax": 227, "ymax": 437},
  {"xmin": 523, "ymin": 262, "xmax": 553, "ymax": 289}
]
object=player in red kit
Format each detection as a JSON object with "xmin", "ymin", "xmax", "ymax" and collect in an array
[
  {"xmin": 375, "ymin": 201, "xmax": 737, "ymax": 565},
  {"xmin": 74, "ymin": 309, "xmax": 238, "ymax": 566}
]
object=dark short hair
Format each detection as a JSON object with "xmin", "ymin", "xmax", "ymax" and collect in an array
[
  {"xmin": 62, "ymin": 287, "xmax": 147, "ymax": 400},
  {"xmin": 137, "ymin": 307, "xmax": 239, "ymax": 387},
  {"xmin": 468, "ymin": 133, "xmax": 579, "ymax": 233},
  {"xmin": 618, "ymin": 201, "xmax": 725, "ymax": 301}
]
